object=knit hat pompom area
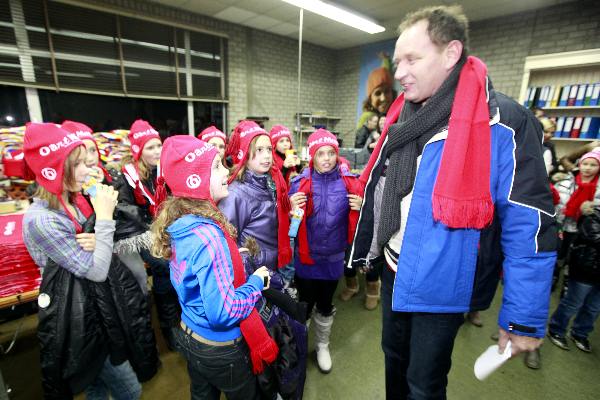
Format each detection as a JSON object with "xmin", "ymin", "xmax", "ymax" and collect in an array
[
  {"xmin": 159, "ymin": 135, "xmax": 219, "ymax": 202},
  {"xmin": 23, "ymin": 122, "xmax": 84, "ymax": 195},
  {"xmin": 128, "ymin": 119, "xmax": 161, "ymax": 161}
]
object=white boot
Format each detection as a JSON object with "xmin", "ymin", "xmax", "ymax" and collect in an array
[{"xmin": 312, "ymin": 311, "xmax": 334, "ymax": 373}]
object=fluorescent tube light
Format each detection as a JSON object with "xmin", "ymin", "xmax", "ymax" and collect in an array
[{"xmin": 281, "ymin": 0, "xmax": 385, "ymax": 34}]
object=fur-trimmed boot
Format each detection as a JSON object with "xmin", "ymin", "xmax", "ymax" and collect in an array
[
  {"xmin": 339, "ymin": 276, "xmax": 359, "ymax": 301},
  {"xmin": 364, "ymin": 280, "xmax": 381, "ymax": 310},
  {"xmin": 313, "ymin": 311, "xmax": 334, "ymax": 373}
]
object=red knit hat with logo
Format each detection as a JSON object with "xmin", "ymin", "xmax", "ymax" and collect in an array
[
  {"xmin": 225, "ymin": 120, "xmax": 255, "ymax": 167},
  {"xmin": 62, "ymin": 120, "xmax": 112, "ymax": 183},
  {"xmin": 128, "ymin": 119, "xmax": 161, "ymax": 161},
  {"xmin": 228, "ymin": 120, "xmax": 269, "ymax": 178},
  {"xmin": 24, "ymin": 123, "xmax": 84, "ymax": 195},
  {"xmin": 24, "ymin": 123, "xmax": 90, "ymax": 232},
  {"xmin": 61, "ymin": 120, "xmax": 95, "ymax": 142},
  {"xmin": 269, "ymin": 125, "xmax": 293, "ymax": 149},
  {"xmin": 198, "ymin": 126, "xmax": 227, "ymax": 146},
  {"xmin": 160, "ymin": 135, "xmax": 219, "ymax": 202},
  {"xmin": 307, "ymin": 128, "xmax": 339, "ymax": 162}
]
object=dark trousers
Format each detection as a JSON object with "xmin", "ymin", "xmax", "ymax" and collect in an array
[
  {"xmin": 174, "ymin": 328, "xmax": 259, "ymax": 400},
  {"xmin": 295, "ymin": 276, "xmax": 338, "ymax": 318},
  {"xmin": 381, "ymin": 266, "xmax": 464, "ymax": 400}
]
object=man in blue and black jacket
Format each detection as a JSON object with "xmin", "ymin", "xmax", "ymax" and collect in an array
[{"xmin": 348, "ymin": 5, "xmax": 556, "ymax": 399}]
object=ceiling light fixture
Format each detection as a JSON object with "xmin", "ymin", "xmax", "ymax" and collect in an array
[{"xmin": 281, "ymin": 0, "xmax": 385, "ymax": 34}]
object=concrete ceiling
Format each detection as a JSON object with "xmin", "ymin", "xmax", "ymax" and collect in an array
[{"xmin": 149, "ymin": 0, "xmax": 574, "ymax": 49}]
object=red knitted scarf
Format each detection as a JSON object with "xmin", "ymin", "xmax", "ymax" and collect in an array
[
  {"xmin": 271, "ymin": 167, "xmax": 293, "ymax": 268},
  {"xmin": 564, "ymin": 173, "xmax": 599, "ymax": 220},
  {"xmin": 361, "ymin": 56, "xmax": 493, "ymax": 229},
  {"xmin": 122, "ymin": 163, "xmax": 161, "ymax": 217}
]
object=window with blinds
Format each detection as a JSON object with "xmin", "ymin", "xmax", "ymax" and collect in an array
[{"xmin": 0, "ymin": 0, "xmax": 227, "ymax": 101}]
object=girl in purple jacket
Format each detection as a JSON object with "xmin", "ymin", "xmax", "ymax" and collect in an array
[
  {"xmin": 289, "ymin": 129, "xmax": 363, "ymax": 374},
  {"xmin": 218, "ymin": 121, "xmax": 292, "ymax": 274}
]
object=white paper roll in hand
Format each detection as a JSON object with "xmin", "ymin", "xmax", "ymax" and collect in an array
[{"xmin": 474, "ymin": 341, "xmax": 512, "ymax": 381}]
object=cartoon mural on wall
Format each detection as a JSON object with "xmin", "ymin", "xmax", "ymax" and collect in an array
[{"xmin": 356, "ymin": 39, "xmax": 400, "ymax": 129}]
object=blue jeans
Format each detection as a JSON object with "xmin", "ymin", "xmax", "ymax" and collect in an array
[
  {"xmin": 85, "ymin": 357, "xmax": 141, "ymax": 400},
  {"xmin": 549, "ymin": 279, "xmax": 600, "ymax": 339},
  {"xmin": 381, "ymin": 266, "xmax": 464, "ymax": 400},
  {"xmin": 174, "ymin": 327, "xmax": 259, "ymax": 400},
  {"xmin": 279, "ymin": 238, "xmax": 296, "ymax": 283}
]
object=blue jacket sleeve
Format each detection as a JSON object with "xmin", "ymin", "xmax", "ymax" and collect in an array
[
  {"xmin": 495, "ymin": 112, "xmax": 557, "ymax": 338},
  {"xmin": 191, "ymin": 224, "xmax": 263, "ymax": 330}
]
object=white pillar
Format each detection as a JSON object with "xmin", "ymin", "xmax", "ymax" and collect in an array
[
  {"xmin": 184, "ymin": 31, "xmax": 194, "ymax": 135},
  {"xmin": 10, "ymin": 0, "xmax": 43, "ymax": 122}
]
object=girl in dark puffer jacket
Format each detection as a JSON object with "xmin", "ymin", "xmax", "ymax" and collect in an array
[{"xmin": 548, "ymin": 166, "xmax": 600, "ymax": 353}]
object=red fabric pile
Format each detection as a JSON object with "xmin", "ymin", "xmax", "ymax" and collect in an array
[{"xmin": 0, "ymin": 214, "xmax": 41, "ymax": 297}]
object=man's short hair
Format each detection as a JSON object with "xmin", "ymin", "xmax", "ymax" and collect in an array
[{"xmin": 398, "ymin": 5, "xmax": 469, "ymax": 55}]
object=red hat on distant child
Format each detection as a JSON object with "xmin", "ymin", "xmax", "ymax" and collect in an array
[
  {"xmin": 198, "ymin": 126, "xmax": 227, "ymax": 145},
  {"xmin": 269, "ymin": 125, "xmax": 293, "ymax": 148},
  {"xmin": 160, "ymin": 136, "xmax": 219, "ymax": 202},
  {"xmin": 61, "ymin": 120, "xmax": 95, "ymax": 142},
  {"xmin": 307, "ymin": 128, "xmax": 339, "ymax": 160},
  {"xmin": 128, "ymin": 119, "xmax": 161, "ymax": 161},
  {"xmin": 23, "ymin": 123, "xmax": 84, "ymax": 195},
  {"xmin": 229, "ymin": 121, "xmax": 269, "ymax": 177}
]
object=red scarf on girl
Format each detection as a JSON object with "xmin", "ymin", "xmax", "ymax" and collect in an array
[
  {"xmin": 296, "ymin": 165, "xmax": 364, "ymax": 265},
  {"xmin": 361, "ymin": 56, "xmax": 493, "ymax": 229},
  {"xmin": 122, "ymin": 162, "xmax": 164, "ymax": 217},
  {"xmin": 564, "ymin": 173, "xmax": 599, "ymax": 220},
  {"xmin": 213, "ymin": 218, "xmax": 279, "ymax": 374}
]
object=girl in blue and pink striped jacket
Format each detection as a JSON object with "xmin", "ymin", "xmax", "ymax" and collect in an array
[{"xmin": 151, "ymin": 135, "xmax": 275, "ymax": 399}]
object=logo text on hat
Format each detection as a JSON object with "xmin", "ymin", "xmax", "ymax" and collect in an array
[
  {"xmin": 133, "ymin": 129, "xmax": 158, "ymax": 140},
  {"xmin": 186, "ymin": 174, "xmax": 202, "ymax": 189},
  {"xmin": 185, "ymin": 143, "xmax": 214, "ymax": 163},
  {"xmin": 39, "ymin": 134, "xmax": 81, "ymax": 156},
  {"xmin": 41, "ymin": 167, "xmax": 57, "ymax": 181},
  {"xmin": 202, "ymin": 131, "xmax": 225, "ymax": 141},
  {"xmin": 240, "ymin": 126, "xmax": 263, "ymax": 138},
  {"xmin": 272, "ymin": 130, "xmax": 291, "ymax": 140},
  {"xmin": 308, "ymin": 136, "xmax": 338, "ymax": 150}
]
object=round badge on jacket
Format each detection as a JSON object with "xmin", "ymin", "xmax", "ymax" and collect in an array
[{"xmin": 38, "ymin": 293, "xmax": 51, "ymax": 308}]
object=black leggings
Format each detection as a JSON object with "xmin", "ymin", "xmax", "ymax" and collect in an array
[
  {"xmin": 344, "ymin": 266, "xmax": 380, "ymax": 282},
  {"xmin": 295, "ymin": 276, "xmax": 338, "ymax": 318}
]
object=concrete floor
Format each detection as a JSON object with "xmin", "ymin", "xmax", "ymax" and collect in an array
[{"xmin": 1, "ymin": 276, "xmax": 599, "ymax": 399}]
